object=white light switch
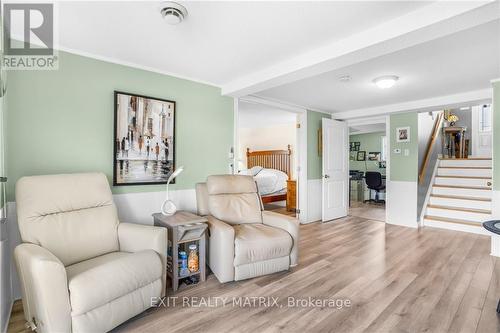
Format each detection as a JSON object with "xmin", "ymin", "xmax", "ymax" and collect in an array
[{"xmin": 404, "ymin": 149, "xmax": 410, "ymax": 156}]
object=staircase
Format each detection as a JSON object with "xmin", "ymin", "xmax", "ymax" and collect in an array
[{"xmin": 423, "ymin": 157, "xmax": 492, "ymax": 235}]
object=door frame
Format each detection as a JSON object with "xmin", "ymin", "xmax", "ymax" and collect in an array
[
  {"xmin": 345, "ymin": 116, "xmax": 389, "ymax": 222},
  {"xmin": 234, "ymin": 96, "xmax": 308, "ymax": 223}
]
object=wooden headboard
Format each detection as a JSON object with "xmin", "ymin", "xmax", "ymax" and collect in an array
[{"xmin": 246, "ymin": 145, "xmax": 292, "ymax": 180}]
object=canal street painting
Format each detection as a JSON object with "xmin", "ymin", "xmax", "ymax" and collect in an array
[{"xmin": 114, "ymin": 91, "xmax": 175, "ymax": 185}]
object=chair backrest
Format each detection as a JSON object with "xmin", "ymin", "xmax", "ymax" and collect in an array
[
  {"xmin": 365, "ymin": 172, "xmax": 383, "ymax": 189},
  {"xmin": 16, "ymin": 173, "xmax": 120, "ymax": 266},
  {"xmin": 196, "ymin": 175, "xmax": 262, "ymax": 225}
]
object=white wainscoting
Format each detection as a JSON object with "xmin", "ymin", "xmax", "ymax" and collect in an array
[
  {"xmin": 386, "ymin": 180, "xmax": 418, "ymax": 228},
  {"xmin": 113, "ymin": 189, "xmax": 197, "ymax": 225},
  {"xmin": 489, "ymin": 190, "xmax": 500, "ymax": 257},
  {"xmin": 306, "ymin": 179, "xmax": 322, "ymax": 223}
]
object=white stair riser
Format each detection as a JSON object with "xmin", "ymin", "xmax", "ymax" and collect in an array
[
  {"xmin": 432, "ymin": 186, "xmax": 492, "ymax": 198},
  {"xmin": 429, "ymin": 197, "xmax": 491, "ymax": 210},
  {"xmin": 426, "ymin": 207, "xmax": 491, "ymax": 221},
  {"xmin": 423, "ymin": 220, "xmax": 488, "ymax": 235},
  {"xmin": 434, "ymin": 177, "xmax": 491, "ymax": 187},
  {"xmin": 439, "ymin": 159, "xmax": 492, "ymax": 168},
  {"xmin": 437, "ymin": 168, "xmax": 492, "ymax": 177}
]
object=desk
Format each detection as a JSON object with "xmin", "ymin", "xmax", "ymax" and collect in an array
[{"xmin": 442, "ymin": 126, "xmax": 467, "ymax": 158}]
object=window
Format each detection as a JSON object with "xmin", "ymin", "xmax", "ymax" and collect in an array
[
  {"xmin": 381, "ymin": 136, "xmax": 387, "ymax": 161},
  {"xmin": 479, "ymin": 104, "xmax": 492, "ymax": 132}
]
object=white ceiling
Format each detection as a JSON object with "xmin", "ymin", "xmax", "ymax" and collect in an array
[
  {"xmin": 238, "ymin": 102, "xmax": 296, "ymax": 129},
  {"xmin": 258, "ymin": 20, "xmax": 500, "ymax": 113},
  {"xmin": 54, "ymin": 1, "xmax": 500, "ymax": 118},
  {"xmin": 57, "ymin": 1, "xmax": 430, "ymax": 85}
]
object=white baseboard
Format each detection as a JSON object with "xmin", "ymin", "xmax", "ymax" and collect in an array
[
  {"xmin": 424, "ymin": 220, "xmax": 489, "ymax": 236},
  {"xmin": 492, "ymin": 190, "xmax": 500, "ymax": 220},
  {"xmin": 306, "ymin": 179, "xmax": 322, "ymax": 223},
  {"xmin": 386, "ymin": 180, "xmax": 418, "ymax": 228}
]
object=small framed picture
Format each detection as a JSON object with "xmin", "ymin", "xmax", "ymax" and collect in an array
[
  {"xmin": 349, "ymin": 151, "xmax": 357, "ymax": 161},
  {"xmin": 396, "ymin": 127, "xmax": 410, "ymax": 143},
  {"xmin": 357, "ymin": 151, "xmax": 366, "ymax": 161}
]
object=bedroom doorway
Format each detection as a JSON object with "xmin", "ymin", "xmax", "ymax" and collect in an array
[
  {"xmin": 235, "ymin": 98, "xmax": 303, "ymax": 219},
  {"xmin": 347, "ymin": 117, "xmax": 387, "ymax": 223}
]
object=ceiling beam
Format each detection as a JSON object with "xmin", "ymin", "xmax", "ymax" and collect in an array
[
  {"xmin": 222, "ymin": 1, "xmax": 499, "ymax": 97},
  {"xmin": 332, "ymin": 89, "xmax": 493, "ymax": 120}
]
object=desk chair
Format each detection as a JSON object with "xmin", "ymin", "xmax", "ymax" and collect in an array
[{"xmin": 364, "ymin": 171, "xmax": 385, "ymax": 204}]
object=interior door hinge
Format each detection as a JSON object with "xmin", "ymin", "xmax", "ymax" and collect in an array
[{"xmin": 296, "ymin": 123, "xmax": 301, "ymax": 129}]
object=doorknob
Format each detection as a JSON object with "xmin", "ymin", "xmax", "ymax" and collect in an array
[{"xmin": 324, "ymin": 174, "xmax": 330, "ymax": 179}]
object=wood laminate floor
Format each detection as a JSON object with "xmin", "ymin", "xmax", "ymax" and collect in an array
[{"xmin": 8, "ymin": 214, "xmax": 500, "ymax": 333}]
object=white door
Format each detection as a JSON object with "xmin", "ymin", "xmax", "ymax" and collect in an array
[
  {"xmin": 472, "ymin": 104, "xmax": 492, "ymax": 157},
  {"xmin": 322, "ymin": 118, "xmax": 348, "ymax": 221}
]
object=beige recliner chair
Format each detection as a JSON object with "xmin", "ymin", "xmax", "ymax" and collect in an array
[
  {"xmin": 195, "ymin": 175, "xmax": 299, "ymax": 282},
  {"xmin": 14, "ymin": 173, "xmax": 167, "ymax": 333}
]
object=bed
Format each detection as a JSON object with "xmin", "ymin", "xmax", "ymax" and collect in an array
[{"xmin": 244, "ymin": 145, "xmax": 295, "ymax": 209}]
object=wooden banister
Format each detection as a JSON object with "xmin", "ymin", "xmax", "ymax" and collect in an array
[{"xmin": 419, "ymin": 113, "xmax": 443, "ymax": 184}]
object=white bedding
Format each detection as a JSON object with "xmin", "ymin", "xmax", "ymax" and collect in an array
[{"xmin": 239, "ymin": 167, "xmax": 288, "ymax": 196}]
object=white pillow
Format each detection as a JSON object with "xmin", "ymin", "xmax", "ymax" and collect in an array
[{"xmin": 239, "ymin": 166, "xmax": 263, "ymax": 176}]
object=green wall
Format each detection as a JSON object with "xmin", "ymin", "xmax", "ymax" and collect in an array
[
  {"xmin": 5, "ymin": 51, "xmax": 233, "ymax": 200},
  {"xmin": 349, "ymin": 131, "xmax": 386, "ymax": 174},
  {"xmin": 307, "ymin": 110, "xmax": 331, "ymax": 180},
  {"xmin": 389, "ymin": 112, "xmax": 418, "ymax": 182},
  {"xmin": 493, "ymin": 81, "xmax": 500, "ymax": 191}
]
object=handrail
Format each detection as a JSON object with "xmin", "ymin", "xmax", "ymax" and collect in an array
[{"xmin": 419, "ymin": 113, "xmax": 443, "ymax": 184}]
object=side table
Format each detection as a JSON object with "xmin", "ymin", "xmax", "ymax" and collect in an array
[{"xmin": 153, "ymin": 211, "xmax": 208, "ymax": 293}]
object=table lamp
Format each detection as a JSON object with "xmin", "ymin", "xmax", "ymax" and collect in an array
[{"xmin": 161, "ymin": 166, "xmax": 184, "ymax": 216}]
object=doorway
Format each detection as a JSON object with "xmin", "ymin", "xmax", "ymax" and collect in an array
[
  {"xmin": 347, "ymin": 119, "xmax": 387, "ymax": 222},
  {"xmin": 234, "ymin": 98, "xmax": 306, "ymax": 220}
]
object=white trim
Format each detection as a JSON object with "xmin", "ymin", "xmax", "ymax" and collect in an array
[
  {"xmin": 346, "ymin": 116, "xmax": 386, "ymax": 127},
  {"xmin": 491, "ymin": 78, "xmax": 500, "ymax": 83},
  {"xmin": 419, "ymin": 160, "xmax": 440, "ymax": 226},
  {"xmin": 222, "ymin": 1, "xmax": 498, "ymax": 97},
  {"xmin": 385, "ymin": 115, "xmax": 390, "ymax": 224},
  {"xmin": 297, "ymin": 111, "xmax": 308, "ymax": 224},
  {"xmin": 57, "ymin": 46, "xmax": 220, "ymax": 88},
  {"xmin": 241, "ymin": 95, "xmax": 330, "ymax": 115},
  {"xmin": 490, "ymin": 233, "xmax": 500, "ymax": 257},
  {"xmin": 234, "ymin": 97, "xmax": 308, "ymax": 223},
  {"xmin": 232, "ymin": 98, "xmax": 239, "ymax": 174},
  {"xmin": 424, "ymin": 220, "xmax": 489, "ymax": 236},
  {"xmin": 333, "ymin": 89, "xmax": 493, "ymax": 120}
]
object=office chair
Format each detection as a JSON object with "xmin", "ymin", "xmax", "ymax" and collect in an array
[{"xmin": 364, "ymin": 171, "xmax": 385, "ymax": 204}]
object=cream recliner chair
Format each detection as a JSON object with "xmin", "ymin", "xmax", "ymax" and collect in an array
[
  {"xmin": 14, "ymin": 173, "xmax": 167, "ymax": 333},
  {"xmin": 195, "ymin": 175, "xmax": 299, "ymax": 282}
]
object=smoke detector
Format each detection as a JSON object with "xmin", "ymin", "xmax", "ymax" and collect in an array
[{"xmin": 160, "ymin": 2, "xmax": 188, "ymax": 25}]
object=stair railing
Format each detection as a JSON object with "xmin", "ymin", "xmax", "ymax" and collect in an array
[{"xmin": 419, "ymin": 113, "xmax": 443, "ymax": 184}]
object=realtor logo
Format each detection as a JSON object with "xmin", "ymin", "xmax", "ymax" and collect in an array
[{"xmin": 2, "ymin": 3, "xmax": 58, "ymax": 69}]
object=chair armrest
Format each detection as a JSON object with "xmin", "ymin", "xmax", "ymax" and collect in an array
[
  {"xmin": 14, "ymin": 243, "xmax": 71, "ymax": 332},
  {"xmin": 118, "ymin": 223, "xmax": 167, "ymax": 296},
  {"xmin": 206, "ymin": 215, "xmax": 235, "ymax": 282},
  {"xmin": 262, "ymin": 211, "xmax": 300, "ymax": 266}
]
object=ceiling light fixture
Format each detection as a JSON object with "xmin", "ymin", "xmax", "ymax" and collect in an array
[
  {"xmin": 373, "ymin": 75, "xmax": 399, "ymax": 89},
  {"xmin": 160, "ymin": 2, "xmax": 188, "ymax": 25}
]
